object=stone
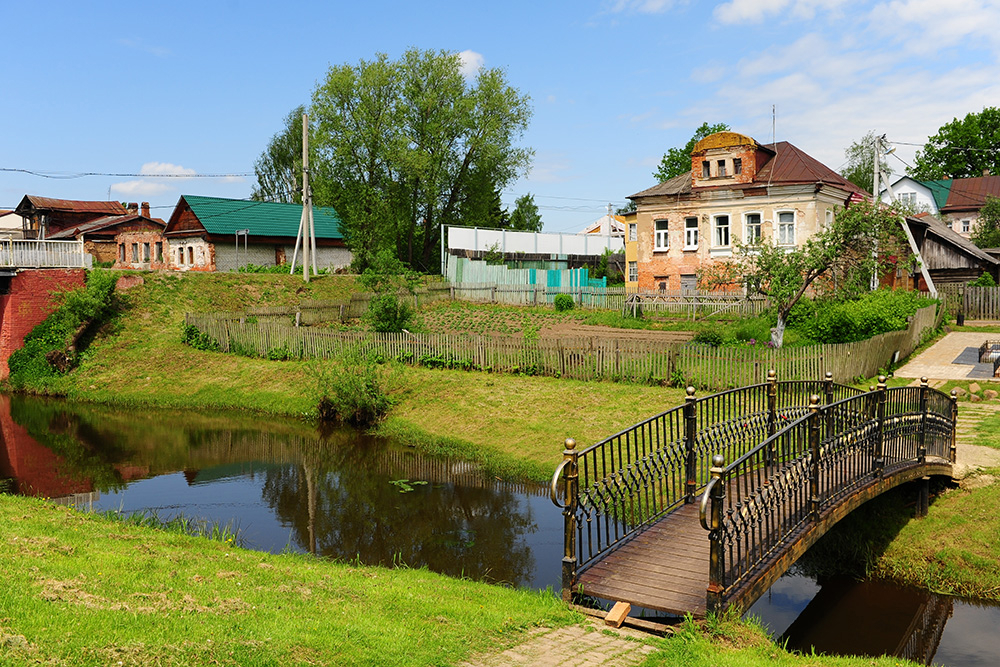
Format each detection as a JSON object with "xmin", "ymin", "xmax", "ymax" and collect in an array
[
  {"xmin": 985, "ymin": 390, "xmax": 999, "ymax": 400},
  {"xmin": 953, "ymin": 387, "xmax": 968, "ymax": 397},
  {"xmin": 971, "ymin": 394, "xmax": 982, "ymax": 402},
  {"xmin": 970, "ymin": 382, "xmax": 982, "ymax": 393}
]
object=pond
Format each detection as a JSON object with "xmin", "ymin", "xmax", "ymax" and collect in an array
[{"xmin": 2, "ymin": 393, "xmax": 998, "ymax": 665}]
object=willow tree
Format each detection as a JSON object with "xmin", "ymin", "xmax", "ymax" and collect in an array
[{"xmin": 307, "ymin": 49, "xmax": 533, "ymax": 272}]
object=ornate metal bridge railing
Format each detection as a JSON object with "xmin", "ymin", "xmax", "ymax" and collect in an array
[
  {"xmin": 698, "ymin": 377, "xmax": 957, "ymax": 612},
  {"xmin": 549, "ymin": 371, "xmax": 865, "ymax": 598}
]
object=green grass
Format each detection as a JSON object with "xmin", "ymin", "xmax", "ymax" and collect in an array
[{"xmin": 0, "ymin": 494, "xmax": 577, "ymax": 666}]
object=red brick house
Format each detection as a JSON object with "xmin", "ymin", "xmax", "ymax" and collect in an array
[
  {"xmin": 13, "ymin": 195, "xmax": 128, "ymax": 239},
  {"xmin": 45, "ymin": 202, "xmax": 166, "ymax": 267}
]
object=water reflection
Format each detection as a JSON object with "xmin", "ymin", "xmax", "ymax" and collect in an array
[{"xmin": 0, "ymin": 394, "xmax": 557, "ymax": 588}]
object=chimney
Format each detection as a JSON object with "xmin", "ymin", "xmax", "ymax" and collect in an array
[
  {"xmin": 127, "ymin": 202, "xmax": 138, "ymax": 215},
  {"xmin": 141, "ymin": 202, "xmax": 150, "ymax": 218}
]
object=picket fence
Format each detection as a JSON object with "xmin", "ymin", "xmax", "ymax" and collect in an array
[
  {"xmin": 186, "ymin": 304, "xmax": 937, "ymax": 389},
  {"xmin": 936, "ymin": 284, "xmax": 1000, "ymax": 320}
]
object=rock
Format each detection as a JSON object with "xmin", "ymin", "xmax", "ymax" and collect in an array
[
  {"xmin": 970, "ymin": 382, "xmax": 982, "ymax": 393},
  {"xmin": 985, "ymin": 390, "xmax": 999, "ymax": 400},
  {"xmin": 971, "ymin": 394, "xmax": 982, "ymax": 402},
  {"xmin": 953, "ymin": 387, "xmax": 968, "ymax": 397}
]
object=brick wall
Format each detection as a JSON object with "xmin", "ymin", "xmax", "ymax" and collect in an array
[{"xmin": 0, "ymin": 269, "xmax": 86, "ymax": 379}]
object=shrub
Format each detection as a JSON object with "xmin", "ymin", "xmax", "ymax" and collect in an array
[
  {"xmin": 313, "ymin": 351, "xmax": 394, "ymax": 426},
  {"xmin": 692, "ymin": 330, "xmax": 724, "ymax": 347},
  {"xmin": 802, "ymin": 289, "xmax": 934, "ymax": 344},
  {"xmin": 180, "ymin": 324, "xmax": 220, "ymax": 352},
  {"xmin": 554, "ymin": 294, "xmax": 574, "ymax": 312},
  {"xmin": 970, "ymin": 272, "xmax": 997, "ymax": 287},
  {"xmin": 366, "ymin": 292, "xmax": 414, "ymax": 333}
]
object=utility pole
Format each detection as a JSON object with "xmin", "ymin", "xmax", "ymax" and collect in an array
[{"xmin": 290, "ymin": 113, "xmax": 313, "ymax": 282}]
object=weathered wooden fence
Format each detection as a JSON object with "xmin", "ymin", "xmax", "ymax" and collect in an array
[
  {"xmin": 936, "ymin": 284, "xmax": 1000, "ymax": 320},
  {"xmin": 186, "ymin": 304, "xmax": 937, "ymax": 389}
]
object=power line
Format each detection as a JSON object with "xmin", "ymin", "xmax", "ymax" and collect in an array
[{"xmin": 0, "ymin": 167, "xmax": 251, "ymax": 179}]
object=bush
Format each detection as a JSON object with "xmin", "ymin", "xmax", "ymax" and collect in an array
[
  {"xmin": 554, "ymin": 294, "xmax": 574, "ymax": 312},
  {"xmin": 366, "ymin": 292, "xmax": 414, "ymax": 333},
  {"xmin": 970, "ymin": 272, "xmax": 997, "ymax": 287},
  {"xmin": 801, "ymin": 289, "xmax": 934, "ymax": 344},
  {"xmin": 692, "ymin": 330, "xmax": 724, "ymax": 347},
  {"xmin": 180, "ymin": 324, "xmax": 220, "ymax": 352},
  {"xmin": 314, "ymin": 351, "xmax": 394, "ymax": 426}
]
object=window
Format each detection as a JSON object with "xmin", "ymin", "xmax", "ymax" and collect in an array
[
  {"xmin": 654, "ymin": 219, "xmax": 669, "ymax": 250},
  {"xmin": 155, "ymin": 242, "xmax": 163, "ymax": 262},
  {"xmin": 684, "ymin": 217, "xmax": 699, "ymax": 248},
  {"xmin": 118, "ymin": 244, "xmax": 125, "ymax": 262},
  {"xmin": 188, "ymin": 247, "xmax": 194, "ymax": 265},
  {"xmin": 628, "ymin": 223, "xmax": 637, "ymax": 242},
  {"xmin": 899, "ymin": 192, "xmax": 917, "ymax": 206},
  {"xmin": 702, "ymin": 161, "xmax": 710, "ymax": 178},
  {"xmin": 733, "ymin": 158, "xmax": 742, "ymax": 175},
  {"xmin": 946, "ymin": 221, "xmax": 953, "ymax": 229},
  {"xmin": 143, "ymin": 243, "xmax": 150, "ymax": 262},
  {"xmin": 962, "ymin": 219, "xmax": 971, "ymax": 233},
  {"xmin": 714, "ymin": 215, "xmax": 730, "ymax": 247},
  {"xmin": 131, "ymin": 243, "xmax": 138, "ymax": 262},
  {"xmin": 777, "ymin": 211, "xmax": 795, "ymax": 245},
  {"xmin": 178, "ymin": 248, "xmax": 185, "ymax": 265},
  {"xmin": 628, "ymin": 261, "xmax": 637, "ymax": 283},
  {"xmin": 717, "ymin": 160, "xmax": 727, "ymax": 177},
  {"xmin": 745, "ymin": 213, "xmax": 761, "ymax": 243}
]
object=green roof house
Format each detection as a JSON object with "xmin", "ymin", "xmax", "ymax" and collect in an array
[{"xmin": 162, "ymin": 195, "xmax": 350, "ymax": 272}]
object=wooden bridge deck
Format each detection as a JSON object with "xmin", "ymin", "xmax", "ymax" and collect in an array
[{"xmin": 576, "ymin": 503, "xmax": 709, "ymax": 617}]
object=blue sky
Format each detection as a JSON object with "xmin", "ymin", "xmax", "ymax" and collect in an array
[{"xmin": 3, "ymin": 0, "xmax": 999, "ymax": 233}]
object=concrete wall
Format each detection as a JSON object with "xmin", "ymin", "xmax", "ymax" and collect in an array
[
  {"xmin": 0, "ymin": 269, "xmax": 86, "ymax": 379},
  {"xmin": 215, "ymin": 244, "xmax": 352, "ymax": 272}
]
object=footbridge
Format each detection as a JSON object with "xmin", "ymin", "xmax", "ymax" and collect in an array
[{"xmin": 550, "ymin": 373, "xmax": 957, "ymax": 617}]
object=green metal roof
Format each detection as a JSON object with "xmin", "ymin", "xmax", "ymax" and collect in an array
[
  {"xmin": 921, "ymin": 179, "xmax": 953, "ymax": 212},
  {"xmin": 182, "ymin": 195, "xmax": 343, "ymax": 240}
]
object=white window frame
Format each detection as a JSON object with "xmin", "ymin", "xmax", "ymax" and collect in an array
[
  {"xmin": 962, "ymin": 219, "xmax": 971, "ymax": 233},
  {"xmin": 654, "ymin": 219, "xmax": 669, "ymax": 251},
  {"xmin": 777, "ymin": 210, "xmax": 796, "ymax": 246},
  {"xmin": 628, "ymin": 223, "xmax": 637, "ymax": 242},
  {"xmin": 744, "ymin": 212, "xmax": 762, "ymax": 244},
  {"xmin": 684, "ymin": 217, "xmax": 699, "ymax": 249},
  {"xmin": 628, "ymin": 261, "xmax": 637, "ymax": 283},
  {"xmin": 899, "ymin": 192, "xmax": 917, "ymax": 206},
  {"xmin": 713, "ymin": 214, "xmax": 730, "ymax": 247},
  {"xmin": 825, "ymin": 209, "xmax": 834, "ymax": 230}
]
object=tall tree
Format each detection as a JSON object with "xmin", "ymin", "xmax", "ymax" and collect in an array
[
  {"xmin": 654, "ymin": 122, "xmax": 730, "ymax": 182},
  {"xmin": 841, "ymin": 131, "xmax": 891, "ymax": 193},
  {"xmin": 971, "ymin": 196, "xmax": 1000, "ymax": 249},
  {"xmin": 508, "ymin": 193, "xmax": 542, "ymax": 232},
  {"xmin": 308, "ymin": 49, "xmax": 532, "ymax": 272},
  {"xmin": 251, "ymin": 105, "xmax": 305, "ymax": 203},
  {"xmin": 910, "ymin": 107, "xmax": 1000, "ymax": 180},
  {"xmin": 700, "ymin": 200, "xmax": 910, "ymax": 347}
]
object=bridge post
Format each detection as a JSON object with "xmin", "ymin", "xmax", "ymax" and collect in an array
[
  {"xmin": 875, "ymin": 376, "xmax": 887, "ymax": 478},
  {"xmin": 950, "ymin": 390, "xmax": 958, "ymax": 464},
  {"xmin": 823, "ymin": 371, "xmax": 834, "ymax": 438},
  {"xmin": 684, "ymin": 386, "xmax": 698, "ymax": 503},
  {"xmin": 560, "ymin": 438, "xmax": 579, "ymax": 602},
  {"xmin": 918, "ymin": 377, "xmax": 928, "ymax": 465},
  {"xmin": 706, "ymin": 454, "xmax": 726, "ymax": 614},
  {"xmin": 766, "ymin": 370, "xmax": 777, "ymax": 466},
  {"xmin": 808, "ymin": 395, "xmax": 821, "ymax": 522}
]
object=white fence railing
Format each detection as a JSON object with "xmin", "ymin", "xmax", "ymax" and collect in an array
[{"xmin": 0, "ymin": 239, "xmax": 90, "ymax": 268}]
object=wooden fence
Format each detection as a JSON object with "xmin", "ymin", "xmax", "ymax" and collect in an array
[
  {"xmin": 186, "ymin": 304, "xmax": 937, "ymax": 389},
  {"xmin": 936, "ymin": 284, "xmax": 1000, "ymax": 320}
]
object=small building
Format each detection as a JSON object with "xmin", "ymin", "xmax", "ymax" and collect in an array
[
  {"xmin": 163, "ymin": 195, "xmax": 350, "ymax": 272},
  {"xmin": 881, "ymin": 173, "xmax": 1000, "ymax": 238},
  {"xmin": 46, "ymin": 203, "xmax": 166, "ymax": 267},
  {"xmin": 13, "ymin": 195, "xmax": 128, "ymax": 239},
  {"xmin": 0, "ymin": 210, "xmax": 27, "ymax": 239},
  {"xmin": 905, "ymin": 213, "xmax": 1000, "ymax": 287}
]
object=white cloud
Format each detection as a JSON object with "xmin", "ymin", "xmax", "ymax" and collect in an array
[
  {"xmin": 140, "ymin": 162, "xmax": 196, "ymax": 177},
  {"xmin": 714, "ymin": 0, "xmax": 852, "ymax": 24},
  {"xmin": 525, "ymin": 154, "xmax": 574, "ymax": 184},
  {"xmin": 458, "ymin": 50, "xmax": 485, "ymax": 78},
  {"xmin": 869, "ymin": 0, "xmax": 1000, "ymax": 53},
  {"xmin": 604, "ymin": 0, "xmax": 681, "ymax": 13},
  {"xmin": 110, "ymin": 180, "xmax": 173, "ymax": 197}
]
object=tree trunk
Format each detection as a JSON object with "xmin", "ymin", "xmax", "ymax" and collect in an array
[
  {"xmin": 770, "ymin": 315, "xmax": 786, "ymax": 349},
  {"xmin": 45, "ymin": 320, "xmax": 90, "ymax": 373}
]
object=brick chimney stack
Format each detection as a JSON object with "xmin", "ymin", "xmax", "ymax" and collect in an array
[
  {"xmin": 141, "ymin": 202, "xmax": 150, "ymax": 218},
  {"xmin": 127, "ymin": 202, "xmax": 138, "ymax": 215}
]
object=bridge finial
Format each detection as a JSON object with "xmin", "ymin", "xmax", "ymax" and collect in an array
[
  {"xmin": 711, "ymin": 454, "xmax": 725, "ymax": 469},
  {"xmin": 686, "ymin": 386, "xmax": 696, "ymax": 398},
  {"xmin": 921, "ymin": 377, "xmax": 928, "ymax": 388},
  {"xmin": 564, "ymin": 438, "xmax": 577, "ymax": 451},
  {"xmin": 877, "ymin": 376, "xmax": 887, "ymax": 391},
  {"xmin": 767, "ymin": 369, "xmax": 776, "ymax": 382},
  {"xmin": 825, "ymin": 371, "xmax": 833, "ymax": 381},
  {"xmin": 809, "ymin": 394, "xmax": 820, "ymax": 410}
]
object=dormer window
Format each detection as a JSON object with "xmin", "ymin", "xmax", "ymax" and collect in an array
[
  {"xmin": 717, "ymin": 160, "xmax": 727, "ymax": 177},
  {"xmin": 733, "ymin": 158, "xmax": 742, "ymax": 175},
  {"xmin": 702, "ymin": 161, "xmax": 711, "ymax": 178}
]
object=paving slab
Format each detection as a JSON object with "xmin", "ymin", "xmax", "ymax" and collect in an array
[{"xmin": 895, "ymin": 332, "xmax": 1000, "ymax": 380}]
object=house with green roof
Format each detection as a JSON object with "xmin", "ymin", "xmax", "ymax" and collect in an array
[
  {"xmin": 881, "ymin": 174, "xmax": 1000, "ymax": 239},
  {"xmin": 160, "ymin": 195, "xmax": 350, "ymax": 272}
]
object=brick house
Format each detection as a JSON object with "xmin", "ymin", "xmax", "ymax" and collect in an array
[
  {"xmin": 163, "ymin": 195, "xmax": 351, "ymax": 272},
  {"xmin": 44, "ymin": 202, "xmax": 166, "ymax": 266},
  {"xmin": 625, "ymin": 132, "xmax": 865, "ymax": 292}
]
